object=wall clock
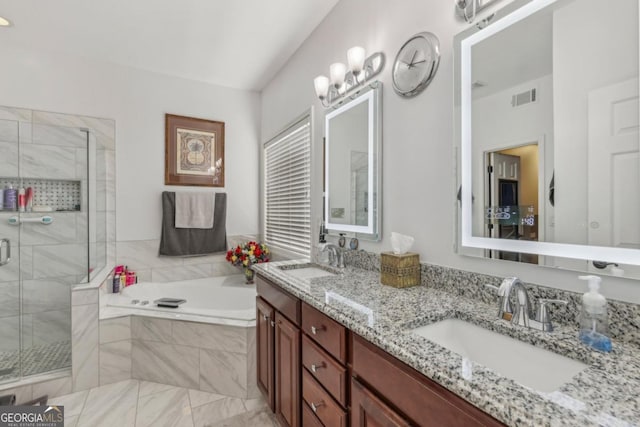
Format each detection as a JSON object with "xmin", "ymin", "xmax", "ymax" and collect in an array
[{"xmin": 392, "ymin": 32, "xmax": 441, "ymax": 98}]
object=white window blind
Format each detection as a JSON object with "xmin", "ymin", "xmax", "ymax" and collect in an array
[{"xmin": 264, "ymin": 115, "xmax": 311, "ymax": 257}]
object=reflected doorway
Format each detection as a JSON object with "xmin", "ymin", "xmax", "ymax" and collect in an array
[{"xmin": 485, "ymin": 143, "xmax": 540, "ymax": 264}]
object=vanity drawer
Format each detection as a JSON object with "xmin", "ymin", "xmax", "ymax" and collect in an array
[
  {"xmin": 302, "ymin": 402, "xmax": 324, "ymax": 427},
  {"xmin": 256, "ymin": 275, "xmax": 300, "ymax": 325},
  {"xmin": 302, "ymin": 334, "xmax": 347, "ymax": 406},
  {"xmin": 352, "ymin": 334, "xmax": 504, "ymax": 427},
  {"xmin": 301, "ymin": 302, "xmax": 347, "ymax": 363},
  {"xmin": 302, "ymin": 370, "xmax": 347, "ymax": 427}
]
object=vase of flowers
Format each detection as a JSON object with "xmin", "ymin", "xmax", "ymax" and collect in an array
[{"xmin": 226, "ymin": 241, "xmax": 270, "ymax": 284}]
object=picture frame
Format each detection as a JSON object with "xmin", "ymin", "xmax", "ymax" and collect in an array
[{"xmin": 165, "ymin": 114, "xmax": 225, "ymax": 187}]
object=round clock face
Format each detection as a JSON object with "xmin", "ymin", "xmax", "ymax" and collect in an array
[{"xmin": 392, "ymin": 32, "xmax": 440, "ymax": 97}]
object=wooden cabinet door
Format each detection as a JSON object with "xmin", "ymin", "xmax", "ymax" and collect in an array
[
  {"xmin": 351, "ymin": 378, "xmax": 410, "ymax": 427},
  {"xmin": 256, "ymin": 297, "xmax": 275, "ymax": 411},
  {"xmin": 275, "ymin": 311, "xmax": 300, "ymax": 427}
]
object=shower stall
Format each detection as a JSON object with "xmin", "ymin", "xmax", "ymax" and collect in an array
[{"xmin": 0, "ymin": 106, "xmax": 111, "ymax": 385}]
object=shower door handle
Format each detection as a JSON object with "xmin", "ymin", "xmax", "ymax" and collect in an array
[{"xmin": 0, "ymin": 239, "xmax": 10, "ymax": 266}]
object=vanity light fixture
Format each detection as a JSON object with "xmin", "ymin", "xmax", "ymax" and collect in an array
[
  {"xmin": 313, "ymin": 46, "xmax": 385, "ymax": 109},
  {"xmin": 0, "ymin": 16, "xmax": 12, "ymax": 27},
  {"xmin": 455, "ymin": 0, "xmax": 503, "ymax": 24}
]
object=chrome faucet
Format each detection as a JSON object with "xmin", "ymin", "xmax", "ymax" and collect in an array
[
  {"xmin": 484, "ymin": 277, "xmax": 519, "ymax": 321},
  {"xmin": 508, "ymin": 279, "xmax": 535, "ymax": 328},
  {"xmin": 485, "ymin": 277, "xmax": 567, "ymax": 332},
  {"xmin": 322, "ymin": 244, "xmax": 345, "ymax": 268}
]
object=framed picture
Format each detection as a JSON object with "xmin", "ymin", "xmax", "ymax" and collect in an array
[{"xmin": 165, "ymin": 114, "xmax": 225, "ymax": 187}]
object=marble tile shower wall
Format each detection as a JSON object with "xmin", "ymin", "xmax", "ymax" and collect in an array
[
  {"xmin": 115, "ymin": 234, "xmax": 258, "ymax": 284},
  {"xmin": 0, "ymin": 106, "xmax": 115, "ymax": 354},
  {"xmin": 343, "ymin": 250, "xmax": 640, "ymax": 347}
]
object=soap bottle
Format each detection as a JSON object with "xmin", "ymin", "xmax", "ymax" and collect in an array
[{"xmin": 578, "ymin": 275, "xmax": 612, "ymax": 352}]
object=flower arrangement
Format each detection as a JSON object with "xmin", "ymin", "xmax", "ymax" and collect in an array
[{"xmin": 226, "ymin": 241, "xmax": 270, "ymax": 283}]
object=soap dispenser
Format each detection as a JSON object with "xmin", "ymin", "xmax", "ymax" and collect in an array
[{"xmin": 578, "ymin": 275, "xmax": 612, "ymax": 352}]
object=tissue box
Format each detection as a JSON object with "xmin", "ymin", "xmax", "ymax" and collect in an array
[{"xmin": 380, "ymin": 252, "xmax": 420, "ymax": 288}]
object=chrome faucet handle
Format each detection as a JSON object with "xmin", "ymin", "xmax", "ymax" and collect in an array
[
  {"xmin": 486, "ymin": 279, "xmax": 518, "ymax": 321},
  {"xmin": 484, "ymin": 284, "xmax": 507, "ymax": 319},
  {"xmin": 535, "ymin": 299, "xmax": 568, "ymax": 331},
  {"xmin": 484, "ymin": 284, "xmax": 500, "ymax": 292}
]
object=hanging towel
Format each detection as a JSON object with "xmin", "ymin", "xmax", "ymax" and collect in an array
[
  {"xmin": 159, "ymin": 192, "xmax": 227, "ymax": 256},
  {"xmin": 175, "ymin": 192, "xmax": 215, "ymax": 229}
]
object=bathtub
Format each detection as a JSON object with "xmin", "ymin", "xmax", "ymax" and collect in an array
[
  {"xmin": 103, "ymin": 274, "xmax": 256, "ymax": 326},
  {"xmin": 100, "ymin": 274, "xmax": 259, "ymax": 398}
]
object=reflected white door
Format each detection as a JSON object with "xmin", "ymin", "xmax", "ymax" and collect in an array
[{"xmin": 588, "ymin": 78, "xmax": 640, "ymax": 276}]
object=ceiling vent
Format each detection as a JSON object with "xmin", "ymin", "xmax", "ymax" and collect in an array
[{"xmin": 511, "ymin": 88, "xmax": 537, "ymax": 107}]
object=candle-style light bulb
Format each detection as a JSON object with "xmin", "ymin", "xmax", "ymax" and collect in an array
[
  {"xmin": 313, "ymin": 75, "xmax": 330, "ymax": 99},
  {"xmin": 330, "ymin": 63, "xmax": 346, "ymax": 89},
  {"xmin": 347, "ymin": 46, "xmax": 366, "ymax": 75}
]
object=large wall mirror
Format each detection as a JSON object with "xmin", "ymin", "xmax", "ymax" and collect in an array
[
  {"xmin": 325, "ymin": 84, "xmax": 381, "ymax": 240},
  {"xmin": 455, "ymin": 0, "xmax": 640, "ymax": 278}
]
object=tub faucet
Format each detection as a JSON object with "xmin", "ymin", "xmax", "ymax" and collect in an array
[{"xmin": 322, "ymin": 244, "xmax": 345, "ymax": 268}]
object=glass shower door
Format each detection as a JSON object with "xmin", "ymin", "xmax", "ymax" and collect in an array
[
  {"xmin": 0, "ymin": 106, "xmax": 109, "ymax": 385},
  {"xmin": 19, "ymin": 121, "xmax": 89, "ymax": 377}
]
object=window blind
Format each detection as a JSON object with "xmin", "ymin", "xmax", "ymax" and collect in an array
[{"xmin": 264, "ymin": 115, "xmax": 311, "ymax": 257}]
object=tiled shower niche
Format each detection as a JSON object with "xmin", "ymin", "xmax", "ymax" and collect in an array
[{"xmin": 0, "ymin": 178, "xmax": 82, "ymax": 212}]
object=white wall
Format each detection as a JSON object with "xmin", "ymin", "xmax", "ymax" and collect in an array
[
  {"xmin": 260, "ymin": 0, "xmax": 640, "ymax": 303},
  {"xmin": 0, "ymin": 44, "xmax": 261, "ymax": 242}
]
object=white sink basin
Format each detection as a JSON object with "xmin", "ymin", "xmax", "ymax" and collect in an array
[
  {"xmin": 282, "ymin": 266, "xmax": 337, "ymax": 279},
  {"xmin": 411, "ymin": 318, "xmax": 587, "ymax": 392}
]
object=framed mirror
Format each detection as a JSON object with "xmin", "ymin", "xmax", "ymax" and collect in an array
[
  {"xmin": 325, "ymin": 84, "xmax": 381, "ymax": 240},
  {"xmin": 455, "ymin": 0, "xmax": 640, "ymax": 277}
]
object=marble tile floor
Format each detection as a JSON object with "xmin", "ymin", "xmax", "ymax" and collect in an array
[
  {"xmin": 0, "ymin": 341, "xmax": 71, "ymax": 382},
  {"xmin": 49, "ymin": 379, "xmax": 278, "ymax": 427}
]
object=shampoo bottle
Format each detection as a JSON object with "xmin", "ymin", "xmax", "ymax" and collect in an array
[
  {"xmin": 578, "ymin": 275, "xmax": 612, "ymax": 352},
  {"xmin": 4, "ymin": 185, "xmax": 16, "ymax": 211},
  {"xmin": 17, "ymin": 187, "xmax": 26, "ymax": 212}
]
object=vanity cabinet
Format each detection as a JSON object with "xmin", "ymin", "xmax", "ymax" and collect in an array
[
  {"xmin": 256, "ymin": 276, "xmax": 301, "ymax": 427},
  {"xmin": 351, "ymin": 334, "xmax": 505, "ymax": 427},
  {"xmin": 256, "ymin": 274, "xmax": 504, "ymax": 427}
]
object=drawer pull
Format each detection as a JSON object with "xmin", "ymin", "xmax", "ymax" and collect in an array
[
  {"xmin": 310, "ymin": 325, "xmax": 326, "ymax": 335},
  {"xmin": 262, "ymin": 314, "xmax": 269, "ymax": 321},
  {"xmin": 310, "ymin": 401, "xmax": 325, "ymax": 413},
  {"xmin": 310, "ymin": 362, "xmax": 325, "ymax": 373},
  {"xmin": 270, "ymin": 320, "xmax": 275, "ymax": 327}
]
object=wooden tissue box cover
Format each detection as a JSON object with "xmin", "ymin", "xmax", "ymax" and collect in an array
[{"xmin": 380, "ymin": 252, "xmax": 420, "ymax": 288}]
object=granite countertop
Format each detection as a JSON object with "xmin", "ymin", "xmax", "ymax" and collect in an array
[{"xmin": 253, "ymin": 260, "xmax": 640, "ymax": 427}]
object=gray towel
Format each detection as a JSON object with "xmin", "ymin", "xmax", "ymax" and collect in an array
[{"xmin": 159, "ymin": 192, "xmax": 227, "ymax": 256}]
